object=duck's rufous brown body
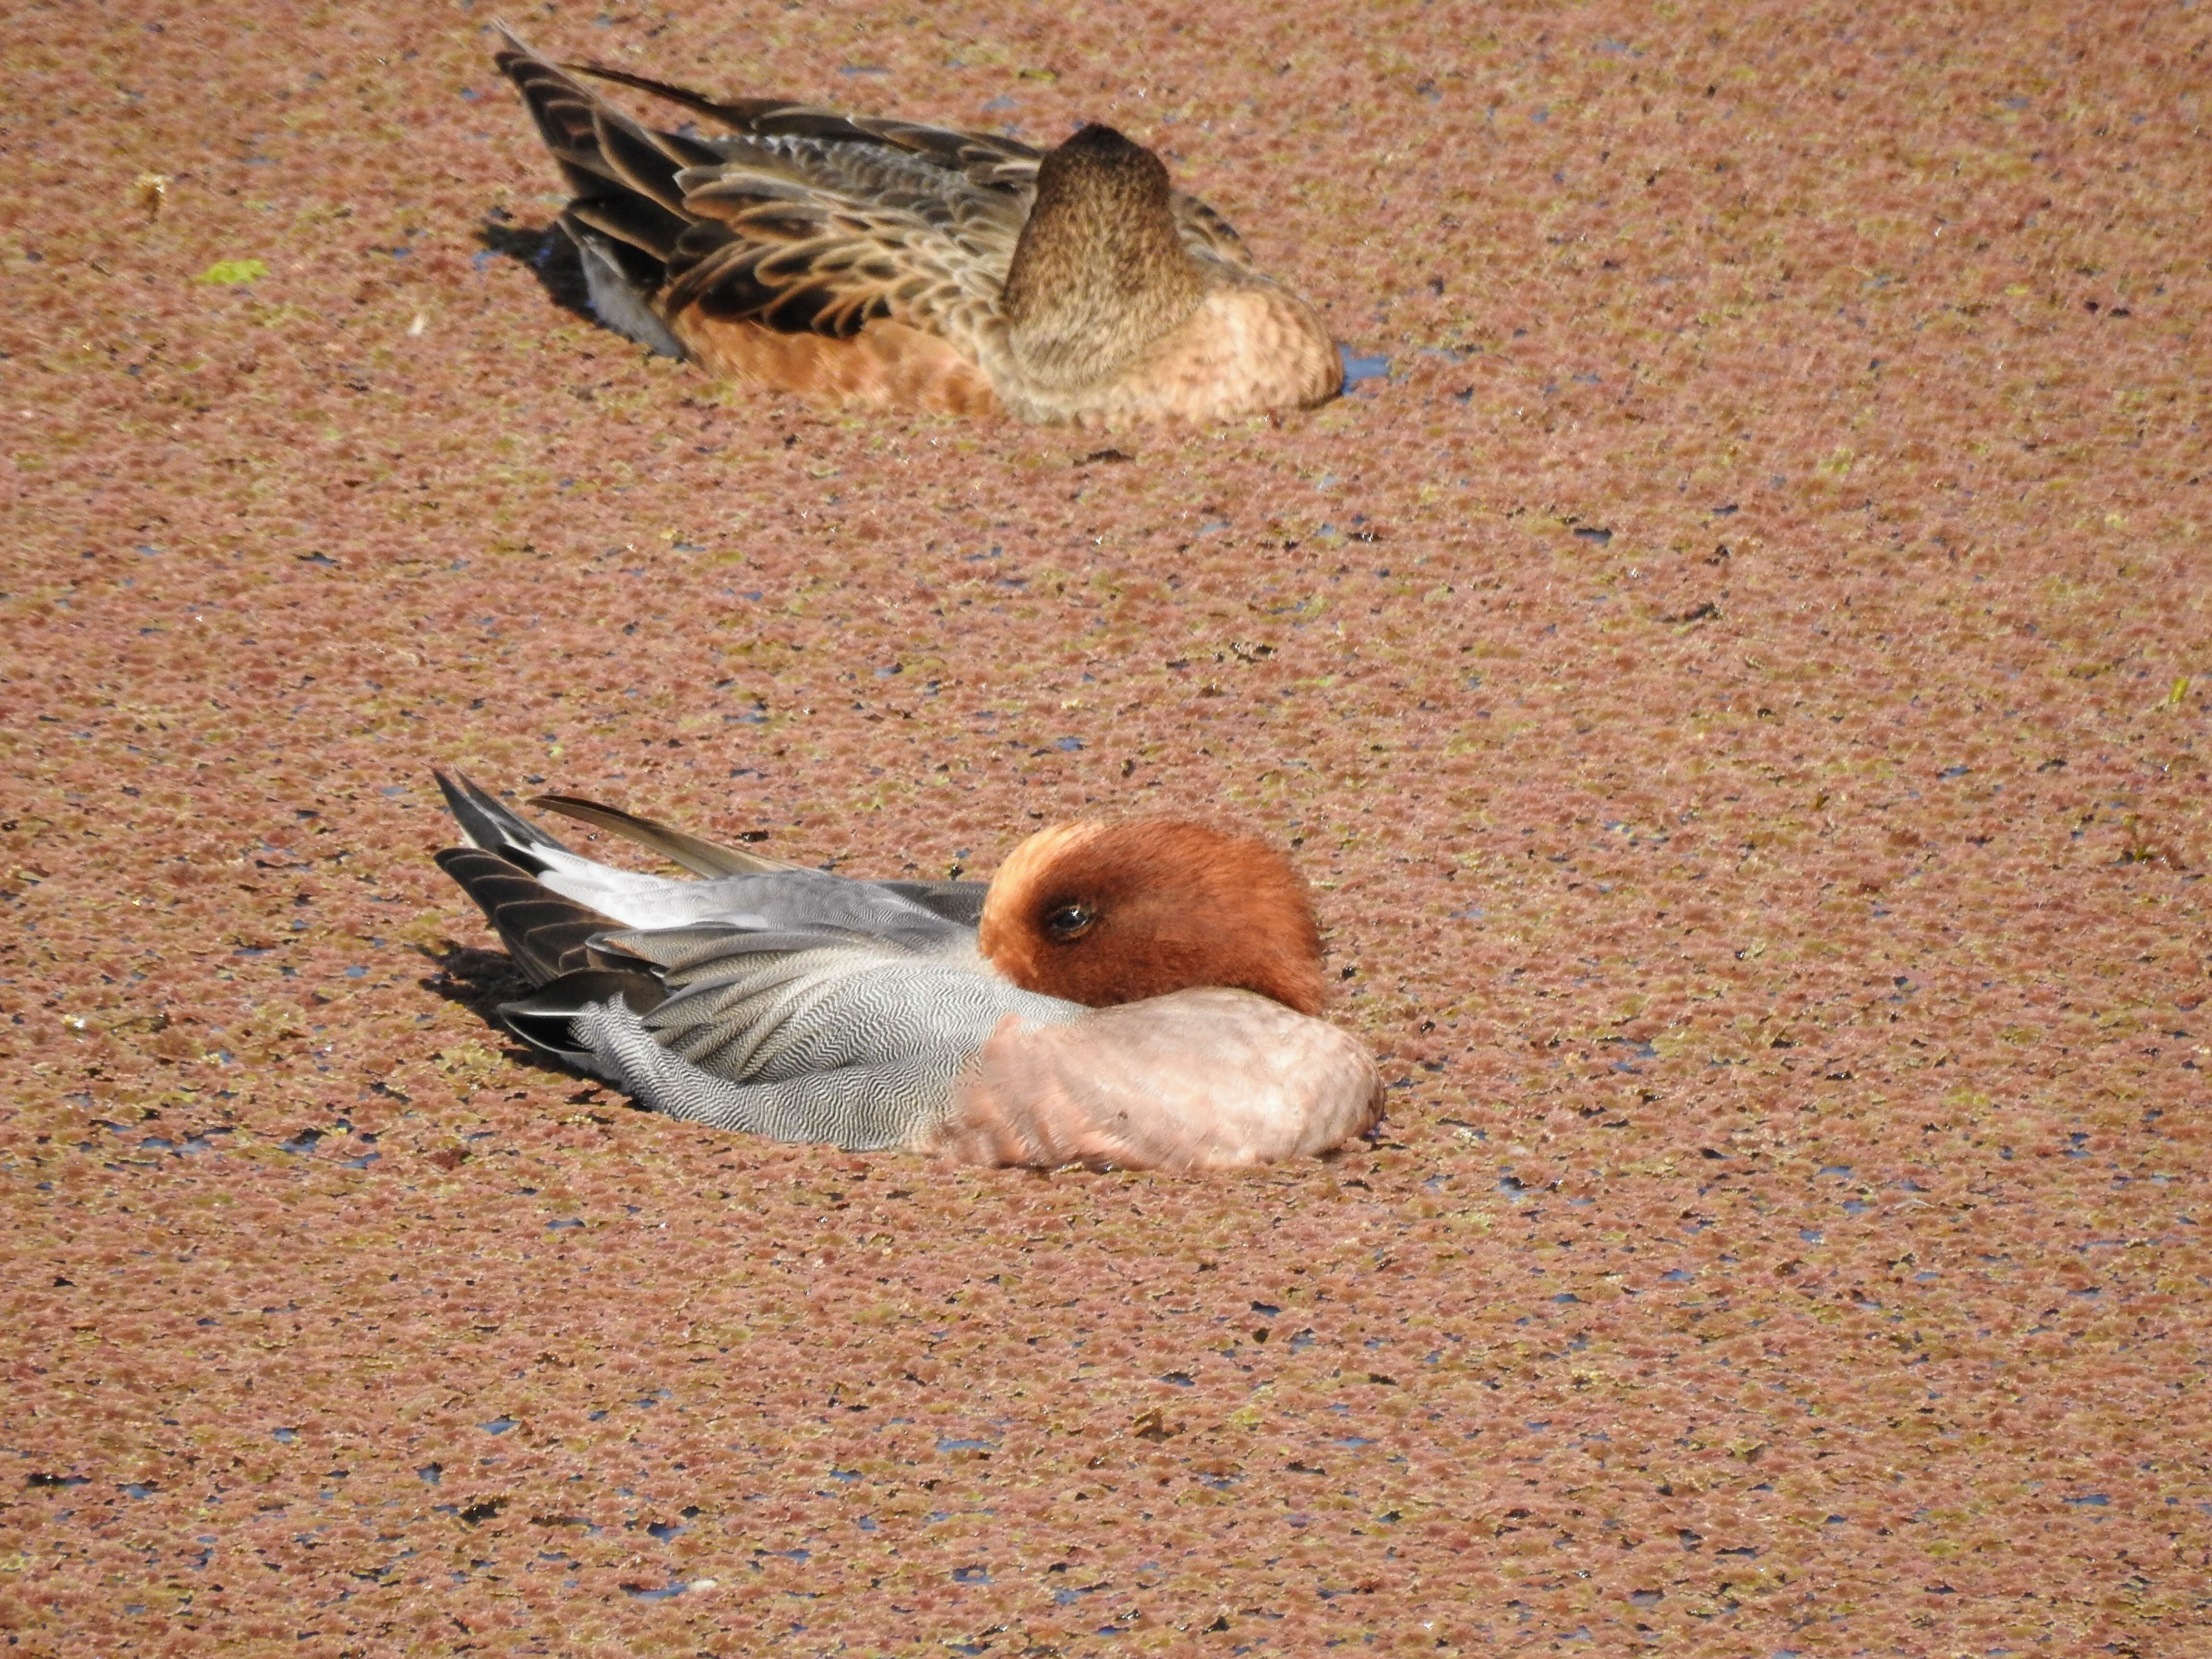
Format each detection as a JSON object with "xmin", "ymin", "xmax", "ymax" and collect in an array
[{"xmin": 493, "ymin": 29, "xmax": 1341, "ymax": 424}]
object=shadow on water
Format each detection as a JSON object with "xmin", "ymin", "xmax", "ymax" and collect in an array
[
  {"xmin": 414, "ymin": 941, "xmax": 597, "ymax": 1090},
  {"xmin": 416, "ymin": 941, "xmax": 532, "ymax": 1020},
  {"xmin": 474, "ymin": 216, "xmax": 595, "ymax": 326}
]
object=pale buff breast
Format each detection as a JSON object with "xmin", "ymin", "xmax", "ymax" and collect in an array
[
  {"xmin": 928, "ymin": 986, "xmax": 1384, "ymax": 1171},
  {"xmin": 997, "ymin": 284, "xmax": 1343, "ymax": 426}
]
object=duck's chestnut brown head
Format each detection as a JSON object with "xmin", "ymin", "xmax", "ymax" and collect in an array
[{"xmin": 977, "ymin": 818, "xmax": 1328, "ymax": 1016}]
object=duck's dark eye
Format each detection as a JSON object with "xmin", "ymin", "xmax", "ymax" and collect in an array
[{"xmin": 1043, "ymin": 903, "xmax": 1095, "ymax": 941}]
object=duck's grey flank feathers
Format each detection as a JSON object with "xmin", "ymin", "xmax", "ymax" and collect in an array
[
  {"xmin": 575, "ymin": 998, "xmax": 975, "ymax": 1150},
  {"xmin": 616, "ymin": 932, "xmax": 1074, "ymax": 1083},
  {"xmin": 500, "ymin": 967, "xmax": 667, "ymax": 1071}
]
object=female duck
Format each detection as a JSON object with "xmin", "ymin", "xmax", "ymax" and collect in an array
[
  {"xmin": 492, "ymin": 29, "xmax": 1341, "ymax": 423},
  {"xmin": 431, "ymin": 773, "xmax": 1381, "ymax": 1169}
]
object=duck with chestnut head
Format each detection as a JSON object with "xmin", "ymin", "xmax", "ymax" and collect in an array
[{"xmin": 430, "ymin": 772, "xmax": 1381, "ymax": 1170}]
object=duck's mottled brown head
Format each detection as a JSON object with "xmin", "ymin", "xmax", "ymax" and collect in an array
[
  {"xmin": 1000, "ymin": 124, "xmax": 1207, "ymax": 387},
  {"xmin": 977, "ymin": 818, "xmax": 1328, "ymax": 1016}
]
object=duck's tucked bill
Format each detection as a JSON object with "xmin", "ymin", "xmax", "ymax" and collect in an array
[
  {"xmin": 429, "ymin": 772, "xmax": 1382, "ymax": 1170},
  {"xmin": 491, "ymin": 27, "xmax": 1341, "ymax": 424}
]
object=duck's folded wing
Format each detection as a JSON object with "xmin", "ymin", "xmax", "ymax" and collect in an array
[
  {"xmin": 570, "ymin": 62, "xmax": 1044, "ymax": 200},
  {"xmin": 658, "ymin": 159, "xmax": 1018, "ymax": 348},
  {"xmin": 1170, "ymin": 194, "xmax": 1255, "ymax": 270},
  {"xmin": 495, "ymin": 32, "xmax": 727, "ymax": 263},
  {"xmin": 936, "ymin": 987, "xmax": 1384, "ymax": 1171},
  {"xmin": 438, "ymin": 770, "xmax": 976, "ymax": 950},
  {"xmin": 513, "ymin": 52, "xmax": 1030, "ymax": 348},
  {"xmin": 575, "ymin": 58, "xmax": 1250, "ymax": 280},
  {"xmin": 523, "ymin": 791, "xmax": 987, "ymax": 928},
  {"xmin": 557, "ymin": 869, "xmax": 978, "ymax": 953},
  {"xmin": 497, "ymin": 33, "xmax": 1005, "ymax": 350},
  {"xmin": 434, "ymin": 845, "xmax": 632, "ymax": 984},
  {"xmin": 438, "ymin": 769, "xmax": 699, "ymax": 920},
  {"xmin": 504, "ymin": 928, "xmax": 1080, "ymax": 1151}
]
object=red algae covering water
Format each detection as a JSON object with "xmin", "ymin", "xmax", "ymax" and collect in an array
[{"xmin": 4, "ymin": 0, "xmax": 2208, "ymax": 1652}]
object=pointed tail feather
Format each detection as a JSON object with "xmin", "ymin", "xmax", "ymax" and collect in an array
[
  {"xmin": 527, "ymin": 791, "xmax": 805, "ymax": 878},
  {"xmin": 433, "ymin": 769, "xmax": 576, "ymax": 866},
  {"xmin": 563, "ymin": 60, "xmax": 797, "ymax": 138},
  {"xmin": 492, "ymin": 25, "xmax": 713, "ymax": 265},
  {"xmin": 566, "ymin": 58, "xmax": 1045, "ymax": 183}
]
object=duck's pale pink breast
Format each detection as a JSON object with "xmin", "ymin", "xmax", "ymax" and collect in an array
[{"xmin": 930, "ymin": 987, "xmax": 1382, "ymax": 1171}]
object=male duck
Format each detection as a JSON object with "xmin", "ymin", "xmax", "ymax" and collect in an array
[{"xmin": 431, "ymin": 772, "xmax": 1381, "ymax": 1169}]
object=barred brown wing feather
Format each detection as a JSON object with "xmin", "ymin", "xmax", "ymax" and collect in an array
[
  {"xmin": 665, "ymin": 165, "xmax": 1013, "ymax": 349},
  {"xmin": 497, "ymin": 40, "xmax": 721, "ymax": 242},
  {"xmin": 1171, "ymin": 192, "xmax": 1254, "ymax": 267},
  {"xmin": 566, "ymin": 192, "xmax": 691, "ymax": 267}
]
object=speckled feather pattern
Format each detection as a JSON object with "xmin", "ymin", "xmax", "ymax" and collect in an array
[
  {"xmin": 494, "ymin": 30, "xmax": 1339, "ymax": 421},
  {"xmin": 5, "ymin": 0, "xmax": 2210, "ymax": 1652}
]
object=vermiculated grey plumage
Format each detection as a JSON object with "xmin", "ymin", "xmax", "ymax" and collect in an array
[
  {"xmin": 433, "ymin": 770, "xmax": 1076, "ymax": 1149},
  {"xmin": 429, "ymin": 769, "xmax": 1385, "ymax": 1167}
]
